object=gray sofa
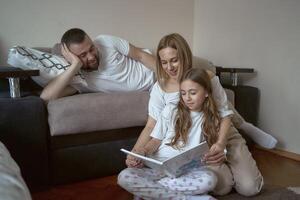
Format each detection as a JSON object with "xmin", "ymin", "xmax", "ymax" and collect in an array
[
  {"xmin": 0, "ymin": 86, "xmax": 148, "ymax": 187},
  {"xmin": 0, "ymin": 48, "xmax": 259, "ymax": 189},
  {"xmin": 0, "ymin": 71, "xmax": 151, "ymax": 188}
]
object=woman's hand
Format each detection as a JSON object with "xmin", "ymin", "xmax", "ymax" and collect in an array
[
  {"xmin": 125, "ymin": 149, "xmax": 145, "ymax": 168},
  {"xmin": 61, "ymin": 43, "xmax": 82, "ymax": 67},
  {"xmin": 204, "ymin": 142, "xmax": 227, "ymax": 165}
]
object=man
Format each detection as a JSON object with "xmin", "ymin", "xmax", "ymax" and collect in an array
[{"xmin": 40, "ymin": 28, "xmax": 156, "ymax": 101}]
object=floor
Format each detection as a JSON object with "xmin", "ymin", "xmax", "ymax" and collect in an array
[
  {"xmin": 32, "ymin": 147, "xmax": 300, "ymax": 200},
  {"xmin": 32, "ymin": 176, "xmax": 131, "ymax": 200}
]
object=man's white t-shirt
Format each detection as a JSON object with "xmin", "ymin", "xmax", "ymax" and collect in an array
[{"xmin": 72, "ymin": 35, "xmax": 155, "ymax": 93}]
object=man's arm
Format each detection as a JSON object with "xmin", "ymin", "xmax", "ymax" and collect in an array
[
  {"xmin": 40, "ymin": 75, "xmax": 78, "ymax": 102},
  {"xmin": 40, "ymin": 44, "xmax": 82, "ymax": 102},
  {"xmin": 97, "ymin": 35, "xmax": 156, "ymax": 71},
  {"xmin": 128, "ymin": 44, "xmax": 156, "ymax": 71}
]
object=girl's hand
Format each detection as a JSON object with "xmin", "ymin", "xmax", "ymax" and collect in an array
[
  {"xmin": 61, "ymin": 43, "xmax": 82, "ymax": 67},
  {"xmin": 125, "ymin": 149, "xmax": 145, "ymax": 168},
  {"xmin": 204, "ymin": 142, "xmax": 227, "ymax": 165}
]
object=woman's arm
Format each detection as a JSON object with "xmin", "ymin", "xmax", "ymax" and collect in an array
[
  {"xmin": 204, "ymin": 70, "xmax": 233, "ymax": 164},
  {"xmin": 216, "ymin": 116, "xmax": 232, "ymax": 147},
  {"xmin": 142, "ymin": 138, "xmax": 161, "ymax": 156},
  {"xmin": 125, "ymin": 116, "xmax": 156, "ymax": 167},
  {"xmin": 126, "ymin": 81, "xmax": 165, "ymax": 167},
  {"xmin": 132, "ymin": 116, "xmax": 157, "ymax": 152},
  {"xmin": 204, "ymin": 116, "xmax": 232, "ymax": 165}
]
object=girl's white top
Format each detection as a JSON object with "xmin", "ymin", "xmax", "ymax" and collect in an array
[{"xmin": 148, "ymin": 76, "xmax": 233, "ymax": 161}]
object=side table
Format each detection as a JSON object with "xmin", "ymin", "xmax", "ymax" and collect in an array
[
  {"xmin": 0, "ymin": 66, "xmax": 39, "ymax": 98},
  {"xmin": 215, "ymin": 66, "xmax": 259, "ymax": 125},
  {"xmin": 215, "ymin": 66, "xmax": 254, "ymax": 86}
]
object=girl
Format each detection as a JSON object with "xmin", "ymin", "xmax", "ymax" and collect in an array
[
  {"xmin": 118, "ymin": 68, "xmax": 226, "ymax": 200},
  {"xmin": 127, "ymin": 33, "xmax": 264, "ymax": 196}
]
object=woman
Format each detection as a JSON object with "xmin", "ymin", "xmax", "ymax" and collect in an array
[{"xmin": 126, "ymin": 33, "xmax": 264, "ymax": 196}]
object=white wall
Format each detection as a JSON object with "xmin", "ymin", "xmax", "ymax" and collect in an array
[
  {"xmin": 0, "ymin": 0, "xmax": 194, "ymax": 65},
  {"xmin": 194, "ymin": 0, "xmax": 300, "ymax": 153},
  {"xmin": 1, "ymin": 0, "xmax": 299, "ymax": 154}
]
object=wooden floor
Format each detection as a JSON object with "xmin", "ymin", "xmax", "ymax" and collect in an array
[{"xmin": 32, "ymin": 147, "xmax": 300, "ymax": 200}]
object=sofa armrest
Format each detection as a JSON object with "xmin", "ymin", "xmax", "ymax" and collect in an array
[
  {"xmin": 0, "ymin": 96, "xmax": 49, "ymax": 188},
  {"xmin": 223, "ymin": 84, "xmax": 259, "ymax": 126}
]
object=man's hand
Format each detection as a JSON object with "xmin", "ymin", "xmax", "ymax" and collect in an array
[
  {"xmin": 204, "ymin": 142, "xmax": 227, "ymax": 165},
  {"xmin": 61, "ymin": 43, "xmax": 82, "ymax": 67},
  {"xmin": 40, "ymin": 44, "xmax": 82, "ymax": 101}
]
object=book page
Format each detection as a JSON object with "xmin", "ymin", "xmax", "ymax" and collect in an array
[
  {"xmin": 163, "ymin": 141, "xmax": 209, "ymax": 177},
  {"xmin": 120, "ymin": 149, "xmax": 162, "ymax": 165},
  {"xmin": 120, "ymin": 149, "xmax": 164, "ymax": 172},
  {"xmin": 120, "ymin": 141, "xmax": 209, "ymax": 178}
]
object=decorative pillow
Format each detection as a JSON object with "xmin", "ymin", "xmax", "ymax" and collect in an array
[{"xmin": 7, "ymin": 46, "xmax": 86, "ymax": 87}]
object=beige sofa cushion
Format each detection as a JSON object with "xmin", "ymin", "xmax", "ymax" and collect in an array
[{"xmin": 48, "ymin": 92, "xmax": 149, "ymax": 136}]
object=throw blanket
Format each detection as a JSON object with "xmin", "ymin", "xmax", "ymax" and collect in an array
[{"xmin": 0, "ymin": 142, "xmax": 31, "ymax": 200}]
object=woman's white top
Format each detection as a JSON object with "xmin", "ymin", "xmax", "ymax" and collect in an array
[{"xmin": 148, "ymin": 76, "xmax": 233, "ymax": 121}]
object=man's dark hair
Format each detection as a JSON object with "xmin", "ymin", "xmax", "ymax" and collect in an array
[{"xmin": 61, "ymin": 28, "xmax": 87, "ymax": 47}]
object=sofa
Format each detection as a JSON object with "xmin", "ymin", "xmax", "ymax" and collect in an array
[{"xmin": 0, "ymin": 50, "xmax": 259, "ymax": 190}]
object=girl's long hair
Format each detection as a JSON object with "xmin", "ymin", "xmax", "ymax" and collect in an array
[
  {"xmin": 156, "ymin": 33, "xmax": 192, "ymax": 87},
  {"xmin": 170, "ymin": 68, "xmax": 221, "ymax": 148}
]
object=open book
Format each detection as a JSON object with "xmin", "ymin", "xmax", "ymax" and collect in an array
[{"xmin": 121, "ymin": 141, "xmax": 209, "ymax": 178}]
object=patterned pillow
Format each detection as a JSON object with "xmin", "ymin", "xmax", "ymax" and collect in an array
[{"xmin": 7, "ymin": 46, "xmax": 86, "ymax": 87}]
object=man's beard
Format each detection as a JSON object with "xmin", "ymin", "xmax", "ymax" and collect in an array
[{"xmin": 84, "ymin": 58, "xmax": 99, "ymax": 72}]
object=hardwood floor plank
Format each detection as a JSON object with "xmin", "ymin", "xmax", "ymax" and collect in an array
[
  {"xmin": 251, "ymin": 147, "xmax": 300, "ymax": 187},
  {"xmin": 32, "ymin": 176, "xmax": 132, "ymax": 200}
]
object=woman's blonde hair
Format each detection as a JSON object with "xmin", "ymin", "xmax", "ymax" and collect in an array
[
  {"xmin": 170, "ymin": 68, "xmax": 221, "ymax": 148},
  {"xmin": 156, "ymin": 33, "xmax": 192, "ymax": 87}
]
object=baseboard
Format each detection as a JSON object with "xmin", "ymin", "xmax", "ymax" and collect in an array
[{"xmin": 255, "ymin": 145, "xmax": 300, "ymax": 162}]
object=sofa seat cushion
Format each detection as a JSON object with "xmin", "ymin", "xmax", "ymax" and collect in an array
[{"xmin": 47, "ymin": 92, "xmax": 149, "ymax": 136}]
